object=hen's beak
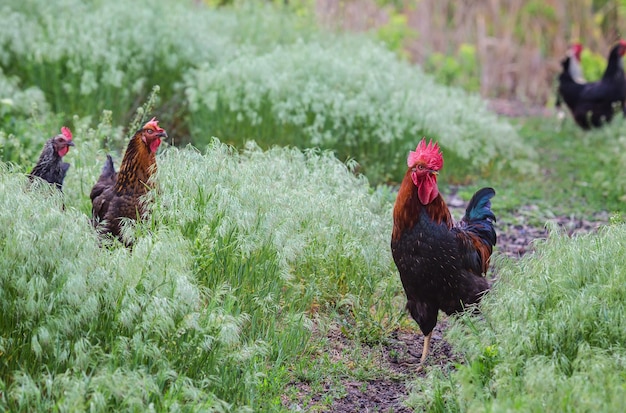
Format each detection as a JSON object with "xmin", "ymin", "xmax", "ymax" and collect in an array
[
  {"xmin": 157, "ymin": 131, "xmax": 168, "ymax": 139},
  {"xmin": 67, "ymin": 141, "xmax": 75, "ymax": 147}
]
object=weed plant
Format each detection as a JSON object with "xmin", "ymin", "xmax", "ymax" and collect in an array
[
  {"xmin": 3, "ymin": 1, "xmax": 625, "ymax": 411},
  {"xmin": 0, "ymin": 0, "xmax": 224, "ymax": 123},
  {"xmin": 0, "ymin": 68, "xmax": 48, "ymax": 120},
  {"xmin": 0, "ymin": 68, "xmax": 57, "ymax": 165},
  {"xmin": 154, "ymin": 141, "xmax": 401, "ymax": 344},
  {"xmin": 0, "ymin": 114, "xmax": 64, "ymax": 167},
  {"xmin": 408, "ymin": 223, "xmax": 626, "ymax": 412}
]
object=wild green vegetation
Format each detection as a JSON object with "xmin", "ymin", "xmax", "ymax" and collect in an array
[
  {"xmin": 0, "ymin": 136, "xmax": 398, "ymax": 411},
  {"xmin": 1, "ymin": 0, "xmax": 626, "ymax": 412},
  {"xmin": 482, "ymin": 118, "xmax": 626, "ymax": 214}
]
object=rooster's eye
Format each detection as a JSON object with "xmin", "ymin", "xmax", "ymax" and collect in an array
[
  {"xmin": 417, "ymin": 165, "xmax": 425, "ymax": 170},
  {"xmin": 146, "ymin": 129, "xmax": 154, "ymax": 135}
]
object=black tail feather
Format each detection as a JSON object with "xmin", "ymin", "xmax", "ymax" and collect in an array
[
  {"xmin": 100, "ymin": 154, "xmax": 116, "ymax": 179},
  {"xmin": 462, "ymin": 187, "xmax": 497, "ymax": 247}
]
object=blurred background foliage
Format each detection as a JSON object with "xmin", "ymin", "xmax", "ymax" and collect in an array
[{"xmin": 305, "ymin": 0, "xmax": 626, "ymax": 104}]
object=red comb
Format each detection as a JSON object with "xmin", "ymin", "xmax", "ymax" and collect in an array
[
  {"xmin": 61, "ymin": 126, "xmax": 72, "ymax": 140},
  {"xmin": 407, "ymin": 138, "xmax": 443, "ymax": 169},
  {"xmin": 571, "ymin": 43, "xmax": 583, "ymax": 60},
  {"xmin": 143, "ymin": 117, "xmax": 165, "ymax": 133}
]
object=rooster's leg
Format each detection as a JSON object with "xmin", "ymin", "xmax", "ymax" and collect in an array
[{"xmin": 420, "ymin": 332, "xmax": 432, "ymax": 364}]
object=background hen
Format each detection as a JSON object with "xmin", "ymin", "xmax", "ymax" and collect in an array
[
  {"xmin": 558, "ymin": 40, "xmax": 626, "ymax": 129},
  {"xmin": 556, "ymin": 43, "xmax": 585, "ymax": 119},
  {"xmin": 391, "ymin": 139, "xmax": 496, "ymax": 368},
  {"xmin": 90, "ymin": 118, "xmax": 167, "ymax": 242},
  {"xmin": 28, "ymin": 126, "xmax": 74, "ymax": 190}
]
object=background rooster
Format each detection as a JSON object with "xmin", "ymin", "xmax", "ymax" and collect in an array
[
  {"xmin": 391, "ymin": 139, "xmax": 496, "ymax": 367},
  {"xmin": 90, "ymin": 118, "xmax": 167, "ymax": 242},
  {"xmin": 558, "ymin": 40, "xmax": 626, "ymax": 129},
  {"xmin": 28, "ymin": 126, "xmax": 74, "ymax": 190}
]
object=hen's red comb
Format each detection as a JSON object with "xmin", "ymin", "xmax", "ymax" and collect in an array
[
  {"xmin": 408, "ymin": 138, "xmax": 443, "ymax": 169},
  {"xmin": 570, "ymin": 43, "xmax": 583, "ymax": 61},
  {"xmin": 143, "ymin": 117, "xmax": 165, "ymax": 133},
  {"xmin": 61, "ymin": 126, "xmax": 72, "ymax": 140}
]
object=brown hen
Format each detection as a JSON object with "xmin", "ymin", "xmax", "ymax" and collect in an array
[{"xmin": 90, "ymin": 118, "xmax": 167, "ymax": 242}]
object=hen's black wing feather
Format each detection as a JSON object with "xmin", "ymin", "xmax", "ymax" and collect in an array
[{"xmin": 90, "ymin": 155, "xmax": 117, "ymax": 225}]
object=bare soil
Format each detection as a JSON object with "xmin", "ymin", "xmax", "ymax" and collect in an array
[{"xmin": 284, "ymin": 195, "xmax": 610, "ymax": 412}]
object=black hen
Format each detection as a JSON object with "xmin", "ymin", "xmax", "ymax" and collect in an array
[
  {"xmin": 556, "ymin": 43, "xmax": 585, "ymax": 117},
  {"xmin": 558, "ymin": 40, "xmax": 626, "ymax": 129},
  {"xmin": 29, "ymin": 127, "xmax": 74, "ymax": 190}
]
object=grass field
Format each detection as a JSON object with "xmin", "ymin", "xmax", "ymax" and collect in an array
[{"xmin": 1, "ymin": 0, "xmax": 626, "ymax": 412}]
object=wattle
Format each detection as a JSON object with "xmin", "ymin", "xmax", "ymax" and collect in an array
[
  {"xmin": 57, "ymin": 146, "xmax": 69, "ymax": 157},
  {"xmin": 417, "ymin": 174, "xmax": 438, "ymax": 205},
  {"xmin": 149, "ymin": 138, "xmax": 161, "ymax": 153}
]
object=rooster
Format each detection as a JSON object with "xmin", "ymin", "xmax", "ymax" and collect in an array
[
  {"xmin": 90, "ymin": 118, "xmax": 167, "ymax": 242},
  {"xmin": 558, "ymin": 40, "xmax": 626, "ymax": 129},
  {"xmin": 391, "ymin": 139, "xmax": 496, "ymax": 367},
  {"xmin": 29, "ymin": 126, "xmax": 74, "ymax": 190}
]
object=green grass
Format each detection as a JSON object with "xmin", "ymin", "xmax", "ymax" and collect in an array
[
  {"xmin": 0, "ymin": 0, "xmax": 318, "ymax": 126},
  {"xmin": 463, "ymin": 115, "xmax": 626, "ymax": 227},
  {"xmin": 4, "ymin": 90, "xmax": 626, "ymax": 412}
]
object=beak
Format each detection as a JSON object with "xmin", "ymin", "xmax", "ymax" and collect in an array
[
  {"xmin": 431, "ymin": 170, "xmax": 438, "ymax": 175},
  {"xmin": 67, "ymin": 141, "xmax": 75, "ymax": 147},
  {"xmin": 157, "ymin": 131, "xmax": 168, "ymax": 139}
]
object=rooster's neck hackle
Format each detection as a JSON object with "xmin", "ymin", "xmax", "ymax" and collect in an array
[
  {"xmin": 115, "ymin": 131, "xmax": 156, "ymax": 194},
  {"xmin": 392, "ymin": 169, "xmax": 452, "ymax": 241}
]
